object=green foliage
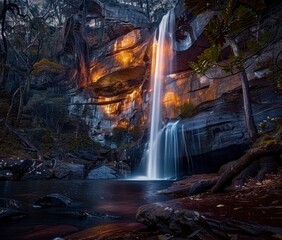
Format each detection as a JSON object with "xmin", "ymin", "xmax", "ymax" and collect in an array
[
  {"xmin": 255, "ymin": 116, "xmax": 282, "ymax": 148},
  {"xmin": 39, "ymin": 129, "xmax": 54, "ymax": 154},
  {"xmin": 189, "ymin": 44, "xmax": 221, "ymax": 73},
  {"xmin": 32, "ymin": 58, "xmax": 65, "ymax": 76},
  {"xmin": 0, "ymin": 128, "xmax": 32, "ymax": 158},
  {"xmin": 222, "ymin": 54, "xmax": 245, "ymax": 73},
  {"xmin": 63, "ymin": 133, "xmax": 101, "ymax": 153},
  {"xmin": 178, "ymin": 102, "xmax": 196, "ymax": 119},
  {"xmin": 203, "ymin": 1, "xmax": 257, "ymax": 45},
  {"xmin": 246, "ymin": 30, "xmax": 275, "ymax": 54}
]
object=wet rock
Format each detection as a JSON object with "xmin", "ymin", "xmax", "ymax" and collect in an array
[
  {"xmin": 65, "ymin": 163, "xmax": 85, "ymax": 179},
  {"xmin": 34, "ymin": 193, "xmax": 72, "ymax": 207},
  {"xmin": 0, "ymin": 158, "xmax": 33, "ymax": 179},
  {"xmin": 0, "ymin": 197, "xmax": 27, "ymax": 211},
  {"xmin": 53, "ymin": 161, "xmax": 85, "ymax": 180},
  {"xmin": 22, "ymin": 162, "xmax": 52, "ymax": 180},
  {"xmin": 86, "ymin": 165, "xmax": 122, "ymax": 179},
  {"xmin": 0, "ymin": 207, "xmax": 28, "ymax": 220},
  {"xmin": 53, "ymin": 160, "xmax": 70, "ymax": 179},
  {"xmin": 21, "ymin": 224, "xmax": 78, "ymax": 240},
  {"xmin": 0, "ymin": 170, "xmax": 13, "ymax": 180},
  {"xmin": 77, "ymin": 149, "xmax": 99, "ymax": 161},
  {"xmin": 137, "ymin": 170, "xmax": 282, "ymax": 238},
  {"xmin": 136, "ymin": 202, "xmax": 200, "ymax": 235}
]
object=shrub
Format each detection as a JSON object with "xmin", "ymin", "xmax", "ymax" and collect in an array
[{"xmin": 178, "ymin": 102, "xmax": 196, "ymax": 118}]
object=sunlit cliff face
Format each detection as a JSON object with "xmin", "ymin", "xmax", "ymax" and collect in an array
[
  {"xmin": 163, "ymin": 91, "xmax": 181, "ymax": 119},
  {"xmin": 100, "ymin": 99, "xmax": 121, "ymax": 117},
  {"xmin": 98, "ymin": 90, "xmax": 142, "ymax": 118},
  {"xmin": 115, "ymin": 50, "xmax": 134, "ymax": 67},
  {"xmin": 163, "ymin": 91, "xmax": 180, "ymax": 107},
  {"xmin": 89, "ymin": 32, "xmax": 147, "ymax": 91}
]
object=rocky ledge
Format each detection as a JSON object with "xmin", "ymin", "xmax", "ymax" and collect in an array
[{"xmin": 136, "ymin": 169, "xmax": 282, "ymax": 239}]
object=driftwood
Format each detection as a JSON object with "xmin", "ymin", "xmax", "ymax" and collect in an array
[
  {"xmin": 7, "ymin": 125, "xmax": 43, "ymax": 160},
  {"xmin": 212, "ymin": 143, "xmax": 282, "ymax": 193}
]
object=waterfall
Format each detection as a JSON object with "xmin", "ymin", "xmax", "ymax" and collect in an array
[{"xmin": 146, "ymin": 10, "xmax": 177, "ymax": 179}]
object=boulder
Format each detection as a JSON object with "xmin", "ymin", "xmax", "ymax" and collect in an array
[
  {"xmin": 0, "ymin": 197, "xmax": 27, "ymax": 210},
  {"xmin": 34, "ymin": 193, "xmax": 72, "ymax": 208},
  {"xmin": 136, "ymin": 202, "xmax": 200, "ymax": 235},
  {"xmin": 86, "ymin": 165, "xmax": 121, "ymax": 179},
  {"xmin": 22, "ymin": 162, "xmax": 53, "ymax": 180},
  {"xmin": 0, "ymin": 170, "xmax": 13, "ymax": 180},
  {"xmin": 53, "ymin": 161, "xmax": 85, "ymax": 180},
  {"xmin": 0, "ymin": 207, "xmax": 28, "ymax": 221},
  {"xmin": 0, "ymin": 158, "xmax": 33, "ymax": 179},
  {"xmin": 0, "ymin": 197, "xmax": 28, "ymax": 221}
]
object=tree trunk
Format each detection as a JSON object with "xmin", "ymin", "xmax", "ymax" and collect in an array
[
  {"xmin": 0, "ymin": 0, "xmax": 8, "ymax": 88},
  {"xmin": 2, "ymin": 87, "xmax": 20, "ymax": 137},
  {"xmin": 15, "ymin": 87, "xmax": 24, "ymax": 127},
  {"xmin": 229, "ymin": 39, "xmax": 258, "ymax": 142},
  {"xmin": 211, "ymin": 143, "xmax": 282, "ymax": 192}
]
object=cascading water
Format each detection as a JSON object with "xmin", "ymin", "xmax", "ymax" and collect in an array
[{"xmin": 146, "ymin": 10, "xmax": 178, "ymax": 179}]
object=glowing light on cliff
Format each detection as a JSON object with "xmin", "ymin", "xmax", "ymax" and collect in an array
[
  {"xmin": 163, "ymin": 92, "xmax": 181, "ymax": 119},
  {"xmin": 99, "ymin": 90, "xmax": 141, "ymax": 118},
  {"xmin": 114, "ymin": 36, "xmax": 135, "ymax": 50},
  {"xmin": 115, "ymin": 50, "xmax": 134, "ymax": 67},
  {"xmin": 102, "ymin": 103, "xmax": 120, "ymax": 116},
  {"xmin": 117, "ymin": 119, "xmax": 129, "ymax": 128},
  {"xmin": 163, "ymin": 92, "xmax": 180, "ymax": 108},
  {"xmin": 91, "ymin": 68, "xmax": 105, "ymax": 83},
  {"xmin": 97, "ymin": 97, "xmax": 121, "ymax": 116}
]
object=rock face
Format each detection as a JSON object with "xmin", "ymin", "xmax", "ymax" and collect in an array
[
  {"xmin": 88, "ymin": 28, "xmax": 150, "ymax": 97},
  {"xmin": 86, "ymin": 165, "xmax": 121, "ymax": 179},
  {"xmin": 53, "ymin": 161, "xmax": 85, "ymax": 180},
  {"xmin": 66, "ymin": 0, "xmax": 282, "ymax": 176}
]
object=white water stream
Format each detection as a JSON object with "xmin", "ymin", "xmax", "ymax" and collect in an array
[{"xmin": 146, "ymin": 10, "xmax": 178, "ymax": 179}]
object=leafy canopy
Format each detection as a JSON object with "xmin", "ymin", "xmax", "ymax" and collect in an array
[
  {"xmin": 32, "ymin": 58, "xmax": 65, "ymax": 76},
  {"xmin": 185, "ymin": 0, "xmax": 265, "ymax": 74}
]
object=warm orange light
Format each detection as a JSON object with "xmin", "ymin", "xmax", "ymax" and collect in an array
[
  {"xmin": 163, "ymin": 92, "xmax": 181, "ymax": 107},
  {"xmin": 114, "ymin": 36, "xmax": 135, "ymax": 51},
  {"xmin": 115, "ymin": 50, "xmax": 134, "ymax": 67},
  {"xmin": 97, "ymin": 97, "xmax": 121, "ymax": 116},
  {"xmin": 117, "ymin": 119, "xmax": 129, "ymax": 128},
  {"xmin": 91, "ymin": 68, "xmax": 105, "ymax": 83},
  {"xmin": 102, "ymin": 103, "xmax": 120, "ymax": 116},
  {"xmin": 163, "ymin": 92, "xmax": 181, "ymax": 119}
]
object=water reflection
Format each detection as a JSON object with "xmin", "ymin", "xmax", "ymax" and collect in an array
[{"xmin": 0, "ymin": 180, "xmax": 172, "ymax": 239}]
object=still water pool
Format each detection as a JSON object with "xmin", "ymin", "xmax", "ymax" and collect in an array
[{"xmin": 0, "ymin": 180, "xmax": 172, "ymax": 239}]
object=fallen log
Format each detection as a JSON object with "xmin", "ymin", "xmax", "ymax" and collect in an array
[{"xmin": 212, "ymin": 143, "xmax": 282, "ymax": 193}]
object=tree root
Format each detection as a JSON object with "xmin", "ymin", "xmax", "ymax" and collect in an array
[{"xmin": 212, "ymin": 143, "xmax": 282, "ymax": 192}]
